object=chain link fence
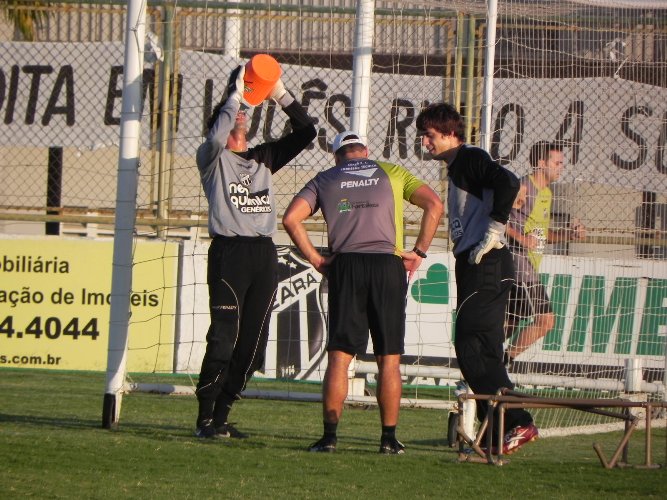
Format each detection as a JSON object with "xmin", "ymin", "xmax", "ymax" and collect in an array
[
  {"xmin": 0, "ymin": 1, "xmax": 666, "ymax": 257},
  {"xmin": 3, "ymin": 1, "xmax": 666, "ymax": 432}
]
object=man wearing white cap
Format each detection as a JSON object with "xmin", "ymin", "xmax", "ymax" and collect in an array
[{"xmin": 283, "ymin": 131, "xmax": 443, "ymax": 454}]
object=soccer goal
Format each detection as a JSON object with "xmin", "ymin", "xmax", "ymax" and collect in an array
[{"xmin": 99, "ymin": 0, "xmax": 667, "ymax": 437}]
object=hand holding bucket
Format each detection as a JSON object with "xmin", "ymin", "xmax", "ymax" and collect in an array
[{"xmin": 243, "ymin": 54, "xmax": 282, "ymax": 106}]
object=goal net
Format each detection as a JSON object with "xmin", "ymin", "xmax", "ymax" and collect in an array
[
  {"xmin": 486, "ymin": 0, "xmax": 667, "ymax": 435},
  {"xmin": 0, "ymin": 0, "xmax": 663, "ymax": 436},
  {"xmin": 102, "ymin": 0, "xmax": 665, "ymax": 435}
]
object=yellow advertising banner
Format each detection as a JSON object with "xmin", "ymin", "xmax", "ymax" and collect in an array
[{"xmin": 0, "ymin": 237, "xmax": 179, "ymax": 372}]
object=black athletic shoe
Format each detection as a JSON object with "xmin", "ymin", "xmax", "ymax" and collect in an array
[
  {"xmin": 308, "ymin": 436, "xmax": 337, "ymax": 452},
  {"xmin": 194, "ymin": 418, "xmax": 217, "ymax": 439},
  {"xmin": 215, "ymin": 422, "xmax": 248, "ymax": 439},
  {"xmin": 379, "ymin": 437, "xmax": 405, "ymax": 455}
]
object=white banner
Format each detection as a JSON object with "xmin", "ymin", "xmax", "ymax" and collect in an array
[
  {"xmin": 1, "ymin": 42, "xmax": 666, "ymax": 193},
  {"xmin": 175, "ymin": 245, "xmax": 667, "ymax": 382}
]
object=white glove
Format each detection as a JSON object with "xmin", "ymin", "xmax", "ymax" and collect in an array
[
  {"xmin": 269, "ymin": 78, "xmax": 287, "ymax": 100},
  {"xmin": 235, "ymin": 65, "xmax": 246, "ymax": 95},
  {"xmin": 468, "ymin": 226, "xmax": 505, "ymax": 265},
  {"xmin": 269, "ymin": 78, "xmax": 294, "ymax": 107},
  {"xmin": 227, "ymin": 64, "xmax": 246, "ymax": 104}
]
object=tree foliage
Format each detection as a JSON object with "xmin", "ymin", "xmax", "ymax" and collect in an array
[{"xmin": 0, "ymin": 0, "xmax": 50, "ymax": 41}]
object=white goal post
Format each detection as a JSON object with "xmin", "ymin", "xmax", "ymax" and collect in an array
[{"xmin": 102, "ymin": 0, "xmax": 147, "ymax": 428}]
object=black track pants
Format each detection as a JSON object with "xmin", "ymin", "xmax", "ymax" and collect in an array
[
  {"xmin": 454, "ymin": 246, "xmax": 533, "ymax": 437},
  {"xmin": 196, "ymin": 236, "xmax": 278, "ymax": 417}
]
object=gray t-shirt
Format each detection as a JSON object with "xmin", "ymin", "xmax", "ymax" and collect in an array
[
  {"xmin": 296, "ymin": 158, "xmax": 424, "ymax": 254},
  {"xmin": 196, "ymin": 95, "xmax": 316, "ymax": 237}
]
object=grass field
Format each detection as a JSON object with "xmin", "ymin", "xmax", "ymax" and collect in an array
[{"xmin": 1, "ymin": 369, "xmax": 665, "ymax": 499}]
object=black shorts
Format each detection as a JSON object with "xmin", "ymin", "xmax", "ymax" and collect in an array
[
  {"xmin": 327, "ymin": 253, "xmax": 407, "ymax": 356},
  {"xmin": 507, "ymin": 281, "xmax": 553, "ymax": 320}
]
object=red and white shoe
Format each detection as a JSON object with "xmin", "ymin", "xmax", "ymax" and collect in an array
[{"xmin": 503, "ymin": 423, "xmax": 539, "ymax": 455}]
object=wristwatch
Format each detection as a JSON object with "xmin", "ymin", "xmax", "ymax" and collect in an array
[{"xmin": 413, "ymin": 247, "xmax": 427, "ymax": 258}]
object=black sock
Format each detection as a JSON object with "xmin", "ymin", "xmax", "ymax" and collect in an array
[
  {"xmin": 197, "ymin": 400, "xmax": 214, "ymax": 426},
  {"xmin": 213, "ymin": 394, "xmax": 234, "ymax": 425},
  {"xmin": 323, "ymin": 421, "xmax": 338, "ymax": 439},
  {"xmin": 381, "ymin": 425, "xmax": 396, "ymax": 440}
]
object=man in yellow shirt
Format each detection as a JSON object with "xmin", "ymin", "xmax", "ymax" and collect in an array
[{"xmin": 505, "ymin": 141, "xmax": 586, "ymax": 366}]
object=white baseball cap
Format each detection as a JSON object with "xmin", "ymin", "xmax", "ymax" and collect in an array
[{"xmin": 332, "ymin": 130, "xmax": 366, "ymax": 153}]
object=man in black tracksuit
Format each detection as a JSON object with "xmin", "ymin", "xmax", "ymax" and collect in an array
[
  {"xmin": 194, "ymin": 64, "xmax": 316, "ymax": 438},
  {"xmin": 416, "ymin": 103, "xmax": 538, "ymax": 455}
]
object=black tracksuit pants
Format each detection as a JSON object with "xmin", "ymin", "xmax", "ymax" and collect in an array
[
  {"xmin": 454, "ymin": 246, "xmax": 533, "ymax": 440},
  {"xmin": 196, "ymin": 236, "xmax": 278, "ymax": 424}
]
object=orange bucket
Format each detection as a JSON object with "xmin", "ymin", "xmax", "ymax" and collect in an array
[{"xmin": 243, "ymin": 54, "xmax": 282, "ymax": 106}]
